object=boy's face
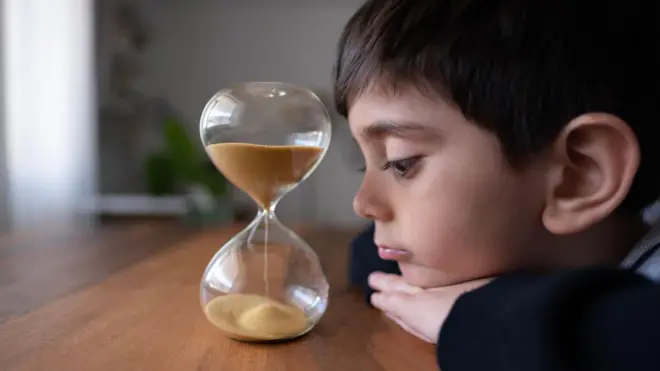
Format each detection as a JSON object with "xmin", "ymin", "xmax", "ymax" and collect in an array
[{"xmin": 349, "ymin": 86, "xmax": 549, "ymax": 288}]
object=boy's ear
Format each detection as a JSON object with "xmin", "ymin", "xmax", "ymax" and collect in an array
[{"xmin": 542, "ymin": 113, "xmax": 640, "ymax": 234}]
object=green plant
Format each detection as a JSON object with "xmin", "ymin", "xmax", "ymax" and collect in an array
[{"xmin": 146, "ymin": 117, "xmax": 227, "ymax": 196}]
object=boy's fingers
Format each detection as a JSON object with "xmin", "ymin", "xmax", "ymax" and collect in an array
[
  {"xmin": 367, "ymin": 272, "xmax": 397, "ymax": 291},
  {"xmin": 368, "ymin": 272, "xmax": 423, "ymax": 294},
  {"xmin": 370, "ymin": 292, "xmax": 408, "ymax": 318},
  {"xmin": 385, "ymin": 313, "xmax": 433, "ymax": 343}
]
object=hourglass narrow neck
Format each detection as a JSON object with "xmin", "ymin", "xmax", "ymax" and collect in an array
[{"xmin": 258, "ymin": 204, "xmax": 279, "ymax": 220}]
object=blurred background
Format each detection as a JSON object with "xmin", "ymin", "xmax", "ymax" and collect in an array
[
  {"xmin": 2, "ymin": 0, "xmax": 657, "ymax": 234},
  {"xmin": 0, "ymin": 0, "xmax": 371, "ymax": 233}
]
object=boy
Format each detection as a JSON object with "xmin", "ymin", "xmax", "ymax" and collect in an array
[{"xmin": 338, "ymin": 0, "xmax": 660, "ymax": 369}]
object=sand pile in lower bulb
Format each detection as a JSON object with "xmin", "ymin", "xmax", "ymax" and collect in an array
[{"xmin": 204, "ymin": 294, "xmax": 308, "ymax": 341}]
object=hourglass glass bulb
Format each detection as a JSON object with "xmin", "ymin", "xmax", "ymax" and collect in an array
[{"xmin": 198, "ymin": 82, "xmax": 331, "ymax": 342}]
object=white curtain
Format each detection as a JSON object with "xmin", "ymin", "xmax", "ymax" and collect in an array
[{"xmin": 2, "ymin": 0, "xmax": 97, "ymax": 231}]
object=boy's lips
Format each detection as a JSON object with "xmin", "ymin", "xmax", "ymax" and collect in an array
[{"xmin": 377, "ymin": 245, "xmax": 411, "ymax": 261}]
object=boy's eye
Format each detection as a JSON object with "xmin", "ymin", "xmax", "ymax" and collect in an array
[{"xmin": 381, "ymin": 156, "xmax": 422, "ymax": 178}]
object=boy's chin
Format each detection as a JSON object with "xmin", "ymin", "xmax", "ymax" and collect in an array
[{"xmin": 398, "ymin": 263, "xmax": 464, "ymax": 289}]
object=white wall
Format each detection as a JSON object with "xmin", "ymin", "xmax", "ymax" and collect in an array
[
  {"xmin": 3, "ymin": 0, "xmax": 97, "ymax": 231},
  {"xmin": 0, "ymin": 1, "xmax": 8, "ymax": 230},
  {"xmin": 101, "ymin": 1, "xmax": 367, "ymax": 227}
]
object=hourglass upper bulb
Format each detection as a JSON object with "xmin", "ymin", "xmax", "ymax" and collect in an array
[{"xmin": 199, "ymin": 82, "xmax": 332, "ymax": 209}]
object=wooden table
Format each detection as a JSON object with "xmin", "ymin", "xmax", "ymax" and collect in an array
[{"xmin": 0, "ymin": 222, "xmax": 436, "ymax": 370}]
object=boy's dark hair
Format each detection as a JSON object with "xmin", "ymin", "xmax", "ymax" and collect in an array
[{"xmin": 334, "ymin": 0, "xmax": 659, "ymax": 214}]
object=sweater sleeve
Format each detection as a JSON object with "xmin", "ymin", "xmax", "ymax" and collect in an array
[{"xmin": 437, "ymin": 267, "xmax": 660, "ymax": 371}]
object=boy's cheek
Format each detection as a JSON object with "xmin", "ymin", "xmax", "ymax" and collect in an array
[{"xmin": 398, "ymin": 197, "xmax": 526, "ymax": 287}]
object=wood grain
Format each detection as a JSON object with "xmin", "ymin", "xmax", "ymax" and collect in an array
[{"xmin": 0, "ymin": 223, "xmax": 437, "ymax": 371}]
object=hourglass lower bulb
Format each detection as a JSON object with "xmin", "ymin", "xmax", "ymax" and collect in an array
[{"xmin": 198, "ymin": 82, "xmax": 332, "ymax": 342}]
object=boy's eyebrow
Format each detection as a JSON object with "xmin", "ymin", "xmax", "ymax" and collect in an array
[{"xmin": 361, "ymin": 119, "xmax": 438, "ymax": 140}]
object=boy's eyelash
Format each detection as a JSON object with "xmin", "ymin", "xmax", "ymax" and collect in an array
[
  {"xmin": 381, "ymin": 156, "xmax": 422, "ymax": 178},
  {"xmin": 356, "ymin": 156, "xmax": 422, "ymax": 176}
]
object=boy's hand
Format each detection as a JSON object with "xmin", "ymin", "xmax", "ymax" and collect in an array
[{"xmin": 368, "ymin": 272, "xmax": 492, "ymax": 343}]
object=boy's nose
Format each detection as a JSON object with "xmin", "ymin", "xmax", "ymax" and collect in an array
[{"xmin": 353, "ymin": 176, "xmax": 393, "ymax": 222}]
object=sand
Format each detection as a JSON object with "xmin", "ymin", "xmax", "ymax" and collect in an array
[
  {"xmin": 205, "ymin": 143, "xmax": 322, "ymax": 209},
  {"xmin": 204, "ymin": 293, "xmax": 309, "ymax": 342}
]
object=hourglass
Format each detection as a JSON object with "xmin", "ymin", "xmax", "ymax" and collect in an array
[{"xmin": 199, "ymin": 82, "xmax": 332, "ymax": 342}]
